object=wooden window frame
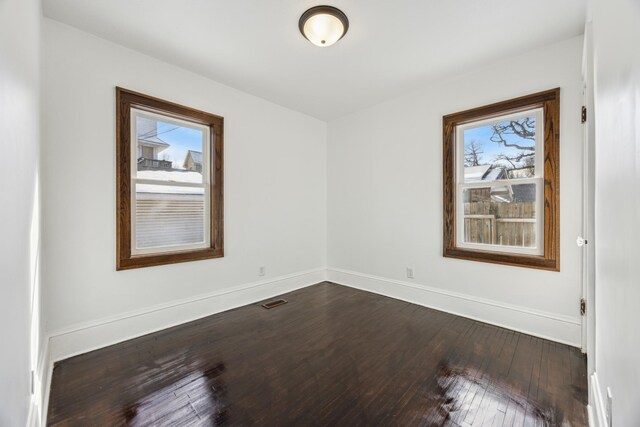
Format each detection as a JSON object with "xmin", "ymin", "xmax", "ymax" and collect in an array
[
  {"xmin": 116, "ymin": 88, "xmax": 224, "ymax": 270},
  {"xmin": 443, "ymin": 88, "xmax": 560, "ymax": 271}
]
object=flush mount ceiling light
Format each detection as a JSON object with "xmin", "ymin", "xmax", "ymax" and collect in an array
[{"xmin": 299, "ymin": 6, "xmax": 349, "ymax": 47}]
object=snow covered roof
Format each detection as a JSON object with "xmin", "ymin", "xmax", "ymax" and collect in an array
[
  {"xmin": 483, "ymin": 167, "xmax": 506, "ymax": 181},
  {"xmin": 136, "ymin": 170, "xmax": 204, "ymax": 194},
  {"xmin": 186, "ymin": 150, "xmax": 203, "ymax": 165},
  {"xmin": 464, "ymin": 165, "xmax": 507, "ymax": 182},
  {"xmin": 464, "ymin": 165, "xmax": 491, "ymax": 182}
]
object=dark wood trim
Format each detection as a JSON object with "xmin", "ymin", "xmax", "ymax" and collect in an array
[
  {"xmin": 442, "ymin": 88, "xmax": 560, "ymax": 271},
  {"xmin": 116, "ymin": 87, "xmax": 224, "ymax": 270}
]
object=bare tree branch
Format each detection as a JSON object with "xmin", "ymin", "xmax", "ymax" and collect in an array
[
  {"xmin": 490, "ymin": 118, "xmax": 536, "ymax": 151},
  {"xmin": 464, "ymin": 140, "xmax": 484, "ymax": 166}
]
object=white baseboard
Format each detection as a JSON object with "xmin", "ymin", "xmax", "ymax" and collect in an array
[
  {"xmin": 39, "ymin": 347, "xmax": 53, "ymax": 427},
  {"xmin": 327, "ymin": 267, "xmax": 582, "ymax": 347},
  {"xmin": 39, "ymin": 266, "xmax": 585, "ymax": 425},
  {"xmin": 26, "ymin": 399, "xmax": 38, "ymax": 427},
  {"xmin": 589, "ymin": 372, "xmax": 608, "ymax": 427},
  {"xmin": 26, "ymin": 337, "xmax": 51, "ymax": 427},
  {"xmin": 47, "ymin": 268, "xmax": 326, "ymax": 363},
  {"xmin": 39, "ymin": 267, "xmax": 325, "ymax": 425}
]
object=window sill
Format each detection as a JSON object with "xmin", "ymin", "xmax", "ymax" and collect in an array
[
  {"xmin": 443, "ymin": 247, "xmax": 559, "ymax": 271},
  {"xmin": 117, "ymin": 247, "xmax": 224, "ymax": 270}
]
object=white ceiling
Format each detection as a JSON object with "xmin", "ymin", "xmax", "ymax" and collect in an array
[{"xmin": 42, "ymin": 0, "xmax": 587, "ymax": 121}]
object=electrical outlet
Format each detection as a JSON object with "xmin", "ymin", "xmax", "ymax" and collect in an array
[
  {"xmin": 259, "ymin": 266, "xmax": 266, "ymax": 276},
  {"xmin": 406, "ymin": 267, "xmax": 414, "ymax": 279},
  {"xmin": 606, "ymin": 387, "xmax": 613, "ymax": 427}
]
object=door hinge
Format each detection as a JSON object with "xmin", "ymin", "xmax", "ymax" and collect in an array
[
  {"xmin": 581, "ymin": 106, "xmax": 587, "ymax": 123},
  {"xmin": 580, "ymin": 298, "xmax": 587, "ymax": 316}
]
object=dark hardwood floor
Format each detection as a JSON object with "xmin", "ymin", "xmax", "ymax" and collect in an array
[{"xmin": 47, "ymin": 282, "xmax": 588, "ymax": 426}]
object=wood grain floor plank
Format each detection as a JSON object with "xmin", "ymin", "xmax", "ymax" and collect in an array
[{"xmin": 47, "ymin": 282, "xmax": 587, "ymax": 426}]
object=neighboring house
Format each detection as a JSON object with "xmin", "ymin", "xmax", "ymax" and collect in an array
[
  {"xmin": 183, "ymin": 150, "xmax": 203, "ymax": 172},
  {"xmin": 137, "ymin": 117, "xmax": 172, "ymax": 170},
  {"xmin": 463, "ymin": 165, "xmax": 535, "ymax": 203}
]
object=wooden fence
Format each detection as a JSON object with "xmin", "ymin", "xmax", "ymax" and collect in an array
[{"xmin": 463, "ymin": 201, "xmax": 536, "ymax": 247}]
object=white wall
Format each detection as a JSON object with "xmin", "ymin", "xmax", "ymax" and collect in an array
[
  {"xmin": 42, "ymin": 19, "xmax": 327, "ymax": 357},
  {"xmin": 0, "ymin": 0, "xmax": 41, "ymax": 425},
  {"xmin": 327, "ymin": 36, "xmax": 584, "ymax": 346},
  {"xmin": 590, "ymin": 0, "xmax": 640, "ymax": 424}
]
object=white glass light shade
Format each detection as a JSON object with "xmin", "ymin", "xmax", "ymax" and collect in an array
[
  {"xmin": 303, "ymin": 13, "xmax": 344, "ymax": 47},
  {"xmin": 299, "ymin": 6, "xmax": 349, "ymax": 47}
]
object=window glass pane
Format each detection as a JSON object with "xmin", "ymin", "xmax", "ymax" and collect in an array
[
  {"xmin": 463, "ymin": 114, "xmax": 537, "ymax": 183},
  {"xmin": 135, "ymin": 184, "xmax": 206, "ymax": 250},
  {"xmin": 136, "ymin": 115, "xmax": 205, "ymax": 184},
  {"xmin": 462, "ymin": 184, "xmax": 537, "ymax": 248}
]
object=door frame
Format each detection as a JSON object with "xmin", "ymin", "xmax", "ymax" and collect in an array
[{"xmin": 581, "ymin": 22, "xmax": 596, "ymax": 376}]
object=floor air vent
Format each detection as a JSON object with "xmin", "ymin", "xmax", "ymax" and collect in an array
[{"xmin": 262, "ymin": 299, "xmax": 288, "ymax": 309}]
